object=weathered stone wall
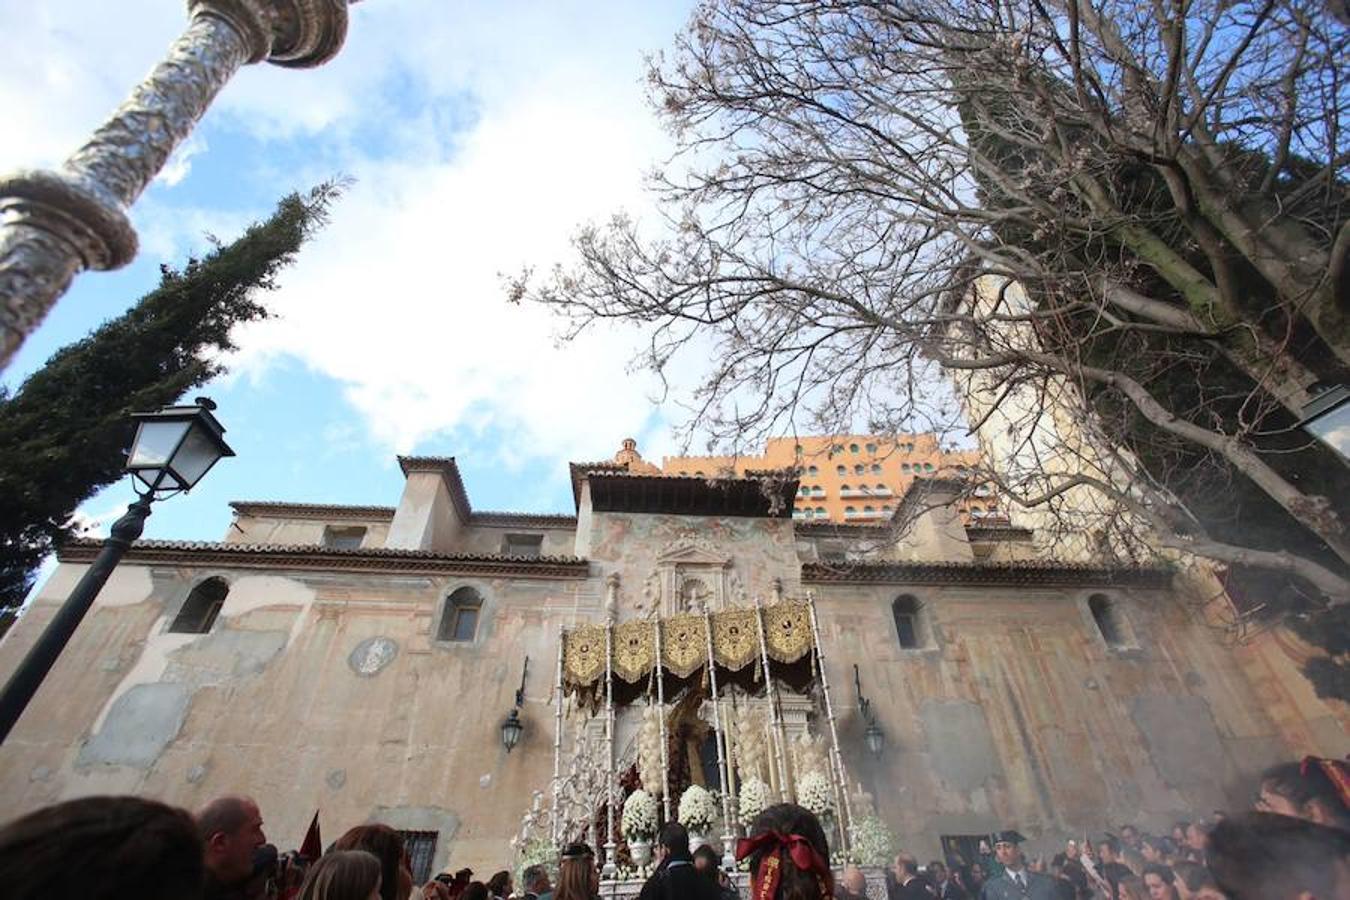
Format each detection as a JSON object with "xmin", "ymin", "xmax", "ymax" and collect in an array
[
  {"xmin": 814, "ymin": 581, "xmax": 1344, "ymax": 860},
  {"xmin": 228, "ymin": 514, "xmax": 392, "ymax": 548},
  {"xmin": 456, "ymin": 524, "xmax": 578, "ymax": 559},
  {"xmin": 0, "ymin": 561, "xmax": 604, "ymax": 875}
]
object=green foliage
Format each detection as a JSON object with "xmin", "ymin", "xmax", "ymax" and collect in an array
[{"xmin": 0, "ymin": 183, "xmax": 340, "ymax": 607}]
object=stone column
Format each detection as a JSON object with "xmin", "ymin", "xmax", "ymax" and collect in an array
[{"xmin": 0, "ymin": 0, "xmax": 353, "ymax": 370}]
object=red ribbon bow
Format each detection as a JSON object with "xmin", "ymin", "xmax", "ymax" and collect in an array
[{"xmin": 735, "ymin": 831, "xmax": 833, "ymax": 900}]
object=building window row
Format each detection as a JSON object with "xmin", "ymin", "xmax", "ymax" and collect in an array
[{"xmin": 891, "ymin": 592, "xmax": 1133, "ymax": 650}]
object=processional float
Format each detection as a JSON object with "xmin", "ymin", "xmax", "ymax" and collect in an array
[{"xmin": 525, "ymin": 591, "xmax": 857, "ymax": 884}]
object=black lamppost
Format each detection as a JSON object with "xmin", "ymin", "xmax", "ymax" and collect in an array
[
  {"xmin": 0, "ymin": 398, "xmax": 233, "ymax": 744},
  {"xmin": 501, "ymin": 655, "xmax": 529, "ymax": 752},
  {"xmin": 854, "ymin": 664, "xmax": 886, "ymax": 757},
  {"xmin": 1299, "ymin": 385, "xmax": 1349, "ymax": 462}
]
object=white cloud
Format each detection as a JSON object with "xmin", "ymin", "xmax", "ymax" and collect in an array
[
  {"xmin": 156, "ymin": 132, "xmax": 207, "ymax": 188},
  {"xmin": 225, "ymin": 1, "xmax": 694, "ymax": 466}
]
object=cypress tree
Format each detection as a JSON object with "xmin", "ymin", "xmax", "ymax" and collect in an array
[{"xmin": 0, "ymin": 183, "xmax": 341, "ymax": 615}]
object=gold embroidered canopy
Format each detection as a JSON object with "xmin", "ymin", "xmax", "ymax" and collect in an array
[{"xmin": 561, "ymin": 601, "xmax": 816, "ymax": 696}]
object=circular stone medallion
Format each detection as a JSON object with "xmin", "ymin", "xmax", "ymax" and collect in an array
[{"xmin": 349, "ymin": 636, "xmax": 399, "ymax": 677}]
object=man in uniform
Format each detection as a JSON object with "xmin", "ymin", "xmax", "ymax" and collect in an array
[{"xmin": 979, "ymin": 831, "xmax": 1061, "ymax": 900}]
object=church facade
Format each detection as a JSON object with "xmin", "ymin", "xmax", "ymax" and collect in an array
[{"xmin": 0, "ymin": 439, "xmax": 1343, "ymax": 876}]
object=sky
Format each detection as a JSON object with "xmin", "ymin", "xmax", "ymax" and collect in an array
[{"xmin": 0, "ymin": 0, "xmax": 697, "ymax": 551}]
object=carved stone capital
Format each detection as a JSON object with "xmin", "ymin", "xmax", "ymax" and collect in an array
[
  {"xmin": 190, "ymin": 0, "xmax": 351, "ymax": 68},
  {"xmin": 0, "ymin": 171, "xmax": 137, "ymax": 270},
  {"xmin": 266, "ymin": 0, "xmax": 351, "ymax": 69}
]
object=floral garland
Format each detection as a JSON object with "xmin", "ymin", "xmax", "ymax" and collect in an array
[
  {"xmin": 621, "ymin": 789, "xmax": 658, "ymax": 841},
  {"xmin": 637, "ymin": 706, "xmax": 665, "ymax": 798},
  {"xmin": 678, "ymin": 783, "xmax": 717, "ymax": 832},
  {"xmin": 797, "ymin": 771, "xmax": 834, "ymax": 818},
  {"xmin": 847, "ymin": 814, "xmax": 895, "ymax": 866},
  {"xmin": 738, "ymin": 776, "xmax": 770, "ymax": 827}
]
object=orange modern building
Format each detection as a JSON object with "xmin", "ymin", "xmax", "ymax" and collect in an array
[{"xmin": 661, "ymin": 434, "xmax": 1000, "ymax": 524}]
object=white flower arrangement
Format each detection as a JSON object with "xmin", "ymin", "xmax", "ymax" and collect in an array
[
  {"xmin": 738, "ymin": 776, "xmax": 770, "ymax": 827},
  {"xmin": 847, "ymin": 814, "xmax": 895, "ymax": 866},
  {"xmin": 797, "ymin": 771, "xmax": 834, "ymax": 817},
  {"xmin": 622, "ymin": 789, "xmax": 658, "ymax": 840},
  {"xmin": 678, "ymin": 784, "xmax": 717, "ymax": 832},
  {"xmin": 516, "ymin": 837, "xmax": 557, "ymax": 887}
]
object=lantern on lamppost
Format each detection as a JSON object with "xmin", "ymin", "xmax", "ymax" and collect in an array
[
  {"xmin": 1299, "ymin": 385, "xmax": 1349, "ymax": 462},
  {"xmin": 0, "ymin": 1, "xmax": 359, "ymax": 372},
  {"xmin": 501, "ymin": 656, "xmax": 530, "ymax": 753},
  {"xmin": 854, "ymin": 664, "xmax": 886, "ymax": 758},
  {"xmin": 0, "ymin": 398, "xmax": 234, "ymax": 744}
]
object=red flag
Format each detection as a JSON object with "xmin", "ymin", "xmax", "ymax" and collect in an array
[{"xmin": 299, "ymin": 811, "xmax": 322, "ymax": 860}]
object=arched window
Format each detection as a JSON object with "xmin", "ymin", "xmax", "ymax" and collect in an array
[
  {"xmin": 871, "ymin": 464, "xmax": 881, "ymax": 474},
  {"xmin": 892, "ymin": 594, "xmax": 925, "ymax": 649},
  {"xmin": 845, "ymin": 506, "xmax": 856, "ymax": 513},
  {"xmin": 832, "ymin": 443, "xmax": 844, "ymax": 453},
  {"xmin": 815, "ymin": 506, "xmax": 826, "ymax": 515},
  {"xmin": 808, "ymin": 465, "xmax": 819, "ymax": 475},
  {"xmin": 923, "ymin": 462, "xmax": 934, "ymax": 472},
  {"xmin": 840, "ymin": 483, "xmax": 851, "ymax": 492},
  {"xmin": 836, "ymin": 465, "xmax": 847, "ymax": 475},
  {"xmin": 901, "ymin": 463, "xmax": 911, "ymax": 472},
  {"xmin": 875, "ymin": 482, "xmax": 886, "ymax": 490},
  {"xmin": 849, "ymin": 443, "xmax": 860, "ymax": 453},
  {"xmin": 882, "ymin": 504, "xmax": 893, "ymax": 512},
  {"xmin": 802, "ymin": 508, "xmax": 813, "ymax": 519},
  {"xmin": 439, "ymin": 587, "xmax": 483, "ymax": 642},
  {"xmin": 812, "ymin": 485, "xmax": 825, "ymax": 496},
  {"xmin": 169, "ymin": 577, "xmax": 228, "ymax": 634},
  {"xmin": 1089, "ymin": 594, "xmax": 1131, "ymax": 648},
  {"xmin": 854, "ymin": 464, "xmax": 865, "ymax": 475},
  {"xmin": 863, "ymin": 505, "xmax": 874, "ymax": 513},
  {"xmin": 865, "ymin": 442, "xmax": 877, "ymax": 454},
  {"xmin": 799, "ymin": 485, "xmax": 809, "ymax": 495}
]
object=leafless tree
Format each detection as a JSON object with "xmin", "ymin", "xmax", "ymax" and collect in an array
[{"xmin": 510, "ymin": 0, "xmax": 1349, "ymax": 601}]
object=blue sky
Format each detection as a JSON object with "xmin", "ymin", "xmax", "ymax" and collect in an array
[{"xmin": 1, "ymin": 0, "xmax": 694, "ymax": 551}]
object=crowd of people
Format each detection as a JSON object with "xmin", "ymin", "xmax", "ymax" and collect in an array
[{"xmin": 0, "ymin": 757, "xmax": 1345, "ymax": 900}]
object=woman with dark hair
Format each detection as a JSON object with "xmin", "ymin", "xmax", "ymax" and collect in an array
[
  {"xmin": 486, "ymin": 871, "xmax": 512, "ymax": 899},
  {"xmin": 0, "ymin": 795, "xmax": 204, "ymax": 900},
  {"xmin": 298, "ymin": 850, "xmax": 383, "ymax": 900},
  {"xmin": 735, "ymin": 803, "xmax": 833, "ymax": 900},
  {"xmin": 332, "ymin": 825, "xmax": 414, "ymax": 900},
  {"xmin": 554, "ymin": 842, "xmax": 599, "ymax": 900},
  {"xmin": 1257, "ymin": 758, "xmax": 1350, "ymax": 831}
]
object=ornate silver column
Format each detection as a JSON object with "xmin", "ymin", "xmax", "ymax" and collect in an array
[
  {"xmin": 0, "ymin": 0, "xmax": 353, "ymax": 370},
  {"xmin": 551, "ymin": 624, "xmax": 566, "ymax": 846},
  {"xmin": 652, "ymin": 616, "xmax": 671, "ymax": 820}
]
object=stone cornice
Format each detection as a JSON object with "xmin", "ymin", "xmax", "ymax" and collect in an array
[
  {"xmin": 965, "ymin": 525, "xmax": 1035, "ymax": 542},
  {"xmin": 471, "ymin": 511, "xmax": 578, "ymax": 528},
  {"xmin": 229, "ymin": 501, "xmax": 396, "ymax": 521},
  {"xmin": 801, "ymin": 559, "xmax": 1172, "ymax": 588},
  {"xmin": 57, "ymin": 539, "xmax": 591, "ymax": 579},
  {"xmin": 227, "ymin": 502, "xmax": 576, "ymax": 530}
]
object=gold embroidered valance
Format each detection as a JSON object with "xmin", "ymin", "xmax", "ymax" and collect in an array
[{"xmin": 561, "ymin": 602, "xmax": 815, "ymax": 692}]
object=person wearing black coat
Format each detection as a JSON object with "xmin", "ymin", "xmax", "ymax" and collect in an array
[{"xmin": 637, "ymin": 822, "xmax": 722, "ymax": 900}]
